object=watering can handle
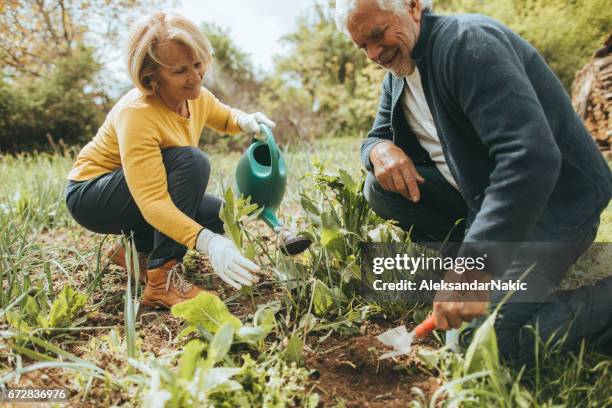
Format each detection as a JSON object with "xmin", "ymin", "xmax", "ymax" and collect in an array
[{"xmin": 258, "ymin": 124, "xmax": 280, "ymax": 176}]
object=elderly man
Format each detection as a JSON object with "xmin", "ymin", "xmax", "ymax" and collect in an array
[{"xmin": 335, "ymin": 0, "xmax": 612, "ymax": 364}]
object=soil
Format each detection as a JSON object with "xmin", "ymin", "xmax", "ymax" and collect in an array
[{"xmin": 306, "ymin": 331, "xmax": 441, "ymax": 407}]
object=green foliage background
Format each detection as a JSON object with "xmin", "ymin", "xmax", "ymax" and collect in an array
[
  {"xmin": 0, "ymin": 47, "xmax": 107, "ymax": 151},
  {"xmin": 1, "ymin": 0, "xmax": 610, "ymax": 152},
  {"xmin": 435, "ymin": 0, "xmax": 612, "ymax": 89}
]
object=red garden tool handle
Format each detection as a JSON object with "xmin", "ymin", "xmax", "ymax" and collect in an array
[{"xmin": 414, "ymin": 316, "xmax": 436, "ymax": 337}]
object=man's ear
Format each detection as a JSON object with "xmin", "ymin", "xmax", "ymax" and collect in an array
[{"xmin": 407, "ymin": 0, "xmax": 423, "ymax": 22}]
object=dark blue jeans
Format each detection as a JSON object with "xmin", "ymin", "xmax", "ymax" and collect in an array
[
  {"xmin": 364, "ymin": 163, "xmax": 612, "ymax": 365},
  {"xmin": 65, "ymin": 147, "xmax": 224, "ymax": 268},
  {"xmin": 492, "ymin": 223, "xmax": 612, "ymax": 365},
  {"xmin": 364, "ymin": 163, "xmax": 468, "ymax": 243}
]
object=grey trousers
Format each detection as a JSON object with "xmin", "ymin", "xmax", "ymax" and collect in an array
[
  {"xmin": 364, "ymin": 162, "xmax": 612, "ymax": 365},
  {"xmin": 65, "ymin": 146, "xmax": 224, "ymax": 268}
]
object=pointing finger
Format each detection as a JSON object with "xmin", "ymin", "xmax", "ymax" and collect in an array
[
  {"xmin": 433, "ymin": 304, "xmax": 450, "ymax": 331},
  {"xmin": 392, "ymin": 172, "xmax": 412, "ymax": 201},
  {"xmin": 401, "ymin": 166, "xmax": 420, "ymax": 202}
]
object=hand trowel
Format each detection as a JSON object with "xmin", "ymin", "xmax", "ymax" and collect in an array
[{"xmin": 376, "ymin": 316, "xmax": 436, "ymax": 359}]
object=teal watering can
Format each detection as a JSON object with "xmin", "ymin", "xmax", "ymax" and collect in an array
[{"xmin": 235, "ymin": 124, "xmax": 311, "ymax": 255}]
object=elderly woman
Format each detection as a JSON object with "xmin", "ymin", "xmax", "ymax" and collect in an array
[{"xmin": 65, "ymin": 11, "xmax": 273, "ymax": 308}]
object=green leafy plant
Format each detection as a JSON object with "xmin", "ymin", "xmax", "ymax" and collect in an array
[
  {"xmin": 132, "ymin": 325, "xmax": 318, "ymax": 408},
  {"xmin": 132, "ymin": 324, "xmax": 242, "ymax": 407},
  {"xmin": 218, "ymin": 187, "xmax": 260, "ymax": 259},
  {"xmin": 283, "ymin": 334, "xmax": 305, "ymax": 366},
  {"xmin": 171, "ymin": 292, "xmax": 274, "ymax": 347},
  {"xmin": 171, "ymin": 292, "xmax": 243, "ymax": 335},
  {"xmin": 6, "ymin": 284, "xmax": 87, "ymax": 336}
]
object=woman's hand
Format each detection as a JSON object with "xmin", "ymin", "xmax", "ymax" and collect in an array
[
  {"xmin": 196, "ymin": 229, "xmax": 260, "ymax": 289},
  {"xmin": 233, "ymin": 110, "xmax": 276, "ymax": 134}
]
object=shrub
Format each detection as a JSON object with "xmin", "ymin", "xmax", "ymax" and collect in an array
[{"xmin": 0, "ymin": 46, "xmax": 106, "ymax": 152}]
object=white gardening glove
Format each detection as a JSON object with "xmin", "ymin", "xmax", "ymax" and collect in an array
[
  {"xmin": 196, "ymin": 229, "xmax": 260, "ymax": 289},
  {"xmin": 233, "ymin": 109, "xmax": 276, "ymax": 135}
]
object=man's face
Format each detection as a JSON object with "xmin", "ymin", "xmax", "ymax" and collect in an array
[{"xmin": 347, "ymin": 0, "xmax": 422, "ymax": 77}]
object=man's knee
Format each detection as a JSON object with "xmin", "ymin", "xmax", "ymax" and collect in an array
[
  {"xmin": 364, "ymin": 172, "xmax": 406, "ymax": 219},
  {"xmin": 363, "ymin": 172, "xmax": 379, "ymax": 211},
  {"xmin": 495, "ymin": 328, "xmax": 527, "ymax": 365}
]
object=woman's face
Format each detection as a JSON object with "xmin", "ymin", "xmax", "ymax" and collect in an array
[{"xmin": 154, "ymin": 40, "xmax": 205, "ymax": 103}]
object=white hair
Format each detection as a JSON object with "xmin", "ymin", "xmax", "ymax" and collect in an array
[{"xmin": 335, "ymin": 0, "xmax": 433, "ymax": 34}]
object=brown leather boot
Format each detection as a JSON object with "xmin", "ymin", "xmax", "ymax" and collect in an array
[
  {"xmin": 106, "ymin": 242, "xmax": 148, "ymax": 283},
  {"xmin": 141, "ymin": 260, "xmax": 204, "ymax": 308}
]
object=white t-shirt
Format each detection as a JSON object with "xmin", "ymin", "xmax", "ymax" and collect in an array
[{"xmin": 401, "ymin": 68, "xmax": 459, "ymax": 190}]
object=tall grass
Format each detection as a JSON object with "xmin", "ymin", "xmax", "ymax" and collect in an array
[{"xmin": 0, "ymin": 153, "xmax": 75, "ymax": 311}]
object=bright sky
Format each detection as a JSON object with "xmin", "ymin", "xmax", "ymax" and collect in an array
[
  {"xmin": 177, "ymin": 0, "xmax": 309, "ymax": 71},
  {"xmin": 107, "ymin": 0, "xmax": 310, "ymax": 89}
]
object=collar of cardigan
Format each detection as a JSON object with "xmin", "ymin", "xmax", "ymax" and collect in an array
[{"xmin": 411, "ymin": 9, "xmax": 437, "ymax": 62}]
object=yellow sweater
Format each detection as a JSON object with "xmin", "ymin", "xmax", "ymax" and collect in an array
[{"xmin": 68, "ymin": 87, "xmax": 242, "ymax": 248}]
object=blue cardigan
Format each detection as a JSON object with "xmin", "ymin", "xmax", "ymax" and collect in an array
[{"xmin": 362, "ymin": 11, "xmax": 611, "ymax": 256}]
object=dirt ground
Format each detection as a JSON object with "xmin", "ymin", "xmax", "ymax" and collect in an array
[{"xmin": 305, "ymin": 326, "xmax": 441, "ymax": 407}]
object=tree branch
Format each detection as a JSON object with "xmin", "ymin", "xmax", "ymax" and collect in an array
[
  {"xmin": 34, "ymin": 0, "xmax": 61, "ymax": 47},
  {"xmin": 58, "ymin": 0, "xmax": 72, "ymax": 49}
]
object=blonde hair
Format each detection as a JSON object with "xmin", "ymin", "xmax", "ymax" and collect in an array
[{"xmin": 126, "ymin": 11, "xmax": 213, "ymax": 95}]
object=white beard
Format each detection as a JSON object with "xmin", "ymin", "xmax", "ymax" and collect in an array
[
  {"xmin": 387, "ymin": 18, "xmax": 419, "ymax": 78},
  {"xmin": 387, "ymin": 59, "xmax": 415, "ymax": 78}
]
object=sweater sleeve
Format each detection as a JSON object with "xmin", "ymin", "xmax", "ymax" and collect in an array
[
  {"xmin": 361, "ymin": 74, "xmax": 395, "ymax": 171},
  {"xmin": 445, "ymin": 25, "xmax": 561, "ymax": 246},
  {"xmin": 116, "ymin": 107, "xmax": 203, "ymax": 249},
  {"xmin": 200, "ymin": 87, "xmax": 243, "ymax": 135}
]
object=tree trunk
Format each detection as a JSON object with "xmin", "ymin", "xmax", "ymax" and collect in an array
[{"xmin": 571, "ymin": 34, "xmax": 612, "ymax": 160}]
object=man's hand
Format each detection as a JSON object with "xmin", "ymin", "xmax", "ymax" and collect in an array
[
  {"xmin": 432, "ymin": 269, "xmax": 491, "ymax": 330},
  {"xmin": 370, "ymin": 141, "xmax": 425, "ymax": 202},
  {"xmin": 433, "ymin": 300, "xmax": 489, "ymax": 330}
]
